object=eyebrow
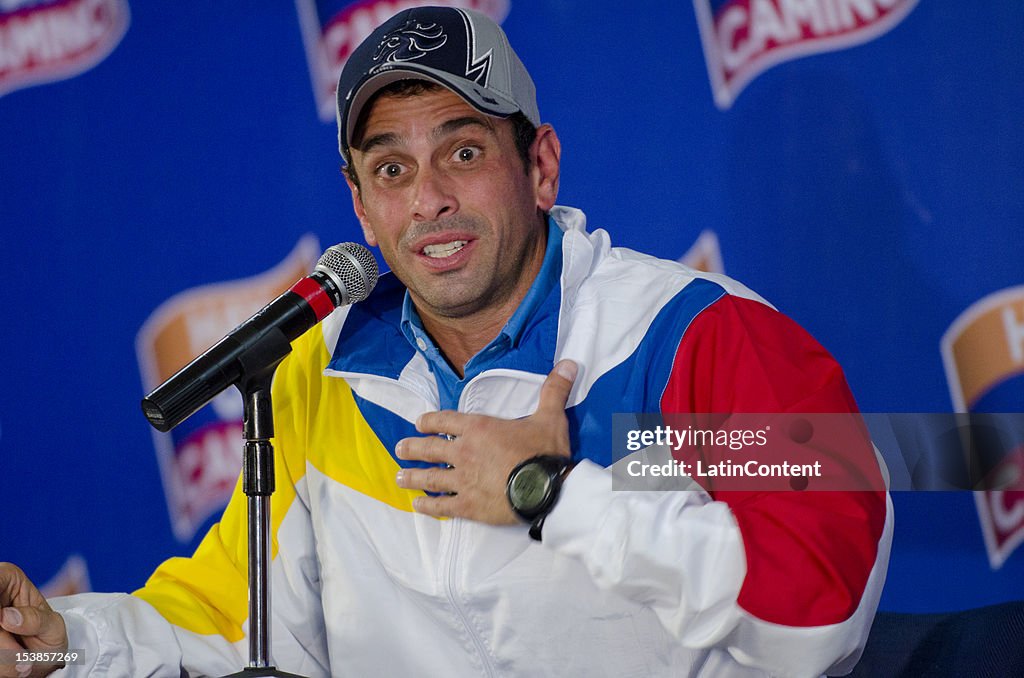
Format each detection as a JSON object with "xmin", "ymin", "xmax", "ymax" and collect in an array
[
  {"xmin": 356, "ymin": 115, "xmax": 496, "ymax": 156},
  {"xmin": 358, "ymin": 131, "xmax": 402, "ymax": 156}
]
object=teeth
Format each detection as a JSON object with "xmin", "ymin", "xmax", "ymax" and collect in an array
[{"xmin": 422, "ymin": 240, "xmax": 468, "ymax": 258}]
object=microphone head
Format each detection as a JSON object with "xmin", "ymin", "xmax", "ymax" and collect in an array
[{"xmin": 316, "ymin": 242, "xmax": 379, "ymax": 305}]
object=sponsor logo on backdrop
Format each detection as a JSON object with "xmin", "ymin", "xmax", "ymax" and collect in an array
[
  {"xmin": 137, "ymin": 237, "xmax": 320, "ymax": 542},
  {"xmin": 39, "ymin": 554, "xmax": 91, "ymax": 597},
  {"xmin": 692, "ymin": 0, "xmax": 918, "ymax": 109},
  {"xmin": 678, "ymin": 229, "xmax": 725, "ymax": 274},
  {"xmin": 0, "ymin": 0, "xmax": 129, "ymax": 98},
  {"xmin": 295, "ymin": 0, "xmax": 509, "ymax": 121},
  {"xmin": 942, "ymin": 286, "xmax": 1024, "ymax": 569}
]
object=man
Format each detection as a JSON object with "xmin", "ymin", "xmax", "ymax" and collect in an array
[{"xmin": 0, "ymin": 6, "xmax": 891, "ymax": 676}]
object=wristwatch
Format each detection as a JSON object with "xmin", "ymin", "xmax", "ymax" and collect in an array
[{"xmin": 506, "ymin": 455, "xmax": 574, "ymax": 541}]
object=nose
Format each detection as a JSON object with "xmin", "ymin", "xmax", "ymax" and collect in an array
[{"xmin": 412, "ymin": 164, "xmax": 457, "ymax": 222}]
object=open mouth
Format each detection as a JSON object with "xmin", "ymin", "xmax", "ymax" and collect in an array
[{"xmin": 422, "ymin": 240, "xmax": 468, "ymax": 258}]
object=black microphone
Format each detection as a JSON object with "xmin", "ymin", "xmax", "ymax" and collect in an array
[{"xmin": 141, "ymin": 242, "xmax": 378, "ymax": 432}]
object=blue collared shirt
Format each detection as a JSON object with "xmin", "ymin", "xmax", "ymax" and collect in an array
[{"xmin": 399, "ymin": 217, "xmax": 564, "ymax": 410}]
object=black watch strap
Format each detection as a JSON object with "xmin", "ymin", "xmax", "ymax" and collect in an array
[
  {"xmin": 533, "ymin": 460, "xmax": 574, "ymax": 541},
  {"xmin": 529, "ymin": 514, "xmax": 548, "ymax": 542}
]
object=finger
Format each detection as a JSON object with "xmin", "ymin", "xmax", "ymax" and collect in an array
[
  {"xmin": 0, "ymin": 660, "xmax": 29, "ymax": 678},
  {"xmin": 536, "ymin": 359, "xmax": 577, "ymax": 415},
  {"xmin": 0, "ymin": 647, "xmax": 25, "ymax": 678},
  {"xmin": 411, "ymin": 494, "xmax": 460, "ymax": 518},
  {"xmin": 0, "ymin": 611, "xmax": 28, "ymax": 678},
  {"xmin": 0, "ymin": 609, "xmax": 67, "ymax": 678},
  {"xmin": 1, "ymin": 606, "xmax": 65, "ymax": 649},
  {"xmin": 0, "ymin": 564, "xmax": 43, "ymax": 607},
  {"xmin": 396, "ymin": 467, "xmax": 455, "ymax": 494},
  {"xmin": 0, "ymin": 607, "xmax": 24, "ymax": 634},
  {"xmin": 395, "ymin": 435, "xmax": 452, "ymax": 463},
  {"xmin": 0, "ymin": 626, "xmax": 22, "ymax": 649},
  {"xmin": 416, "ymin": 410, "xmax": 475, "ymax": 436}
]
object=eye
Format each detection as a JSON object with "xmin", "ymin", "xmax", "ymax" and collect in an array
[
  {"xmin": 452, "ymin": 146, "xmax": 481, "ymax": 163},
  {"xmin": 375, "ymin": 162, "xmax": 405, "ymax": 179}
]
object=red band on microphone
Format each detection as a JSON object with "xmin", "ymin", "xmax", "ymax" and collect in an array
[{"xmin": 290, "ymin": 277, "xmax": 335, "ymax": 321}]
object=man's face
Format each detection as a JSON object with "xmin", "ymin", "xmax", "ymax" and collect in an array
[{"xmin": 346, "ymin": 87, "xmax": 553, "ymax": 323}]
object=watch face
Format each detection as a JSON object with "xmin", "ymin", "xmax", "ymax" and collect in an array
[{"xmin": 509, "ymin": 464, "xmax": 553, "ymax": 513}]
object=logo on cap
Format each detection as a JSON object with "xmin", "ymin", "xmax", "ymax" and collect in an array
[
  {"xmin": 373, "ymin": 19, "xmax": 447, "ymax": 65},
  {"xmin": 296, "ymin": 0, "xmax": 509, "ymax": 122}
]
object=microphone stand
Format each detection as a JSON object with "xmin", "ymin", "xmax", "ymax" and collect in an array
[
  {"xmin": 140, "ymin": 243, "xmax": 377, "ymax": 676},
  {"xmin": 219, "ymin": 327, "xmax": 306, "ymax": 678}
]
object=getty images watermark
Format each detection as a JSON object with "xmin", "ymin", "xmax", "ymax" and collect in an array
[{"xmin": 612, "ymin": 413, "xmax": 1024, "ymax": 493}]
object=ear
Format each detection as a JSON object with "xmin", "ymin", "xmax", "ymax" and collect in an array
[
  {"xmin": 531, "ymin": 124, "xmax": 561, "ymax": 212},
  {"xmin": 344, "ymin": 170, "xmax": 378, "ymax": 247}
]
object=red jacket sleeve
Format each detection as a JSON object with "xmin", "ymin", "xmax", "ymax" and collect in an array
[{"xmin": 660, "ymin": 294, "xmax": 887, "ymax": 627}]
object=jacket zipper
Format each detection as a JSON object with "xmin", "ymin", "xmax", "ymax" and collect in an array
[{"xmin": 443, "ymin": 518, "xmax": 497, "ymax": 677}]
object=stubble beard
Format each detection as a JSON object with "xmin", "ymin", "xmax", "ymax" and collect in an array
[{"xmin": 396, "ymin": 214, "xmax": 540, "ymax": 321}]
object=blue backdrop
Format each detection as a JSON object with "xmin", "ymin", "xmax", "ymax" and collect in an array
[{"xmin": 1, "ymin": 0, "xmax": 1021, "ymax": 614}]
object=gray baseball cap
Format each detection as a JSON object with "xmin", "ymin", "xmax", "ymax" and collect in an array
[{"xmin": 336, "ymin": 6, "xmax": 540, "ymax": 157}]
